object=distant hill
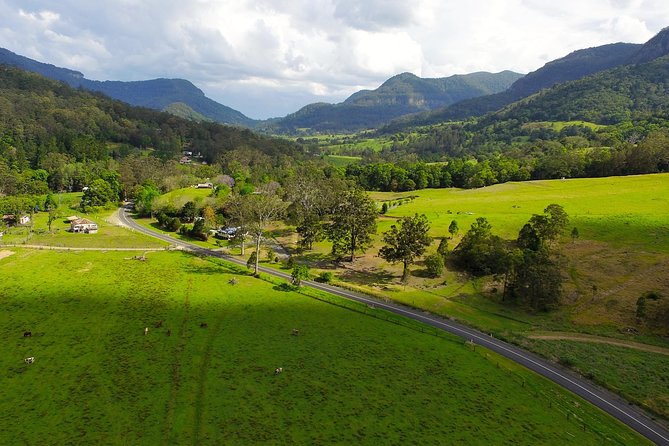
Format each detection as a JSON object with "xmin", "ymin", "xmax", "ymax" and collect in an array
[
  {"xmin": 0, "ymin": 47, "xmax": 255, "ymax": 127},
  {"xmin": 264, "ymin": 71, "xmax": 523, "ymax": 133},
  {"xmin": 388, "ymin": 42, "xmax": 642, "ymax": 130}
]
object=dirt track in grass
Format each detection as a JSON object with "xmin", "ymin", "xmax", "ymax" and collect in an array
[{"xmin": 527, "ymin": 332, "xmax": 669, "ymax": 356}]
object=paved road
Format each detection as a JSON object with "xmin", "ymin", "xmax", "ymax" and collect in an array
[{"xmin": 118, "ymin": 206, "xmax": 669, "ymax": 445}]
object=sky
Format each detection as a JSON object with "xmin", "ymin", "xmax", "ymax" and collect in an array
[{"xmin": 1, "ymin": 1, "xmax": 668, "ymax": 119}]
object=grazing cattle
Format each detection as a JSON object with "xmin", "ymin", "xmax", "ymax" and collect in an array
[
  {"xmin": 154, "ymin": 320, "xmax": 163, "ymax": 328},
  {"xmin": 200, "ymin": 323, "xmax": 208, "ymax": 328},
  {"xmin": 23, "ymin": 331, "xmax": 32, "ymax": 337},
  {"xmin": 274, "ymin": 367, "xmax": 283, "ymax": 375},
  {"xmin": 166, "ymin": 329, "xmax": 171, "ymax": 336},
  {"xmin": 144, "ymin": 327, "xmax": 149, "ymax": 335},
  {"xmin": 291, "ymin": 329, "xmax": 299, "ymax": 336},
  {"xmin": 24, "ymin": 357, "xmax": 34, "ymax": 364}
]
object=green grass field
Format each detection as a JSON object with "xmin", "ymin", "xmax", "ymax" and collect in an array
[
  {"xmin": 372, "ymin": 173, "xmax": 669, "ymax": 252},
  {"xmin": 0, "ymin": 249, "xmax": 649, "ymax": 445}
]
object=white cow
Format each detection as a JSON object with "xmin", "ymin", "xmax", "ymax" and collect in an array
[{"xmin": 24, "ymin": 357, "xmax": 35, "ymax": 364}]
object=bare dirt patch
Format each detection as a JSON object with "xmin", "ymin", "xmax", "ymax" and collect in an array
[{"xmin": 0, "ymin": 250, "xmax": 15, "ymax": 261}]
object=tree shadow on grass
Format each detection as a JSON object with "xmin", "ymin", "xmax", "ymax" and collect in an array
[
  {"xmin": 294, "ymin": 252, "xmax": 339, "ymax": 270},
  {"xmin": 338, "ymin": 267, "xmax": 396, "ymax": 286},
  {"xmin": 273, "ymin": 283, "xmax": 297, "ymax": 292}
]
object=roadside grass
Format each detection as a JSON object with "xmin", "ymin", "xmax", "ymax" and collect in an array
[
  {"xmin": 520, "ymin": 339, "xmax": 669, "ymax": 421},
  {"xmin": 0, "ymin": 249, "xmax": 650, "ymax": 445}
]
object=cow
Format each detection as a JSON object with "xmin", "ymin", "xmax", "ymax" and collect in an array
[
  {"xmin": 166, "ymin": 329, "xmax": 171, "ymax": 336},
  {"xmin": 291, "ymin": 329, "xmax": 299, "ymax": 336},
  {"xmin": 144, "ymin": 327, "xmax": 149, "ymax": 335},
  {"xmin": 24, "ymin": 357, "xmax": 35, "ymax": 364},
  {"xmin": 274, "ymin": 367, "xmax": 283, "ymax": 375},
  {"xmin": 154, "ymin": 320, "xmax": 163, "ymax": 328},
  {"xmin": 23, "ymin": 331, "xmax": 32, "ymax": 337},
  {"xmin": 200, "ymin": 323, "xmax": 208, "ymax": 328}
]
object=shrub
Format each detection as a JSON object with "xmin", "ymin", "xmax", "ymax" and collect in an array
[
  {"xmin": 316, "ymin": 271, "xmax": 334, "ymax": 283},
  {"xmin": 424, "ymin": 253, "xmax": 445, "ymax": 278}
]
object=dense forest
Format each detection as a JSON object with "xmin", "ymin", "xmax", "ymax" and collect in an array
[{"xmin": 0, "ymin": 65, "xmax": 303, "ymax": 202}]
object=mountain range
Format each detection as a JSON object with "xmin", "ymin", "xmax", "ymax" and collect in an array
[{"xmin": 2, "ymin": 27, "xmax": 669, "ymax": 134}]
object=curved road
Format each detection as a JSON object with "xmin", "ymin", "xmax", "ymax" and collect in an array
[{"xmin": 118, "ymin": 206, "xmax": 669, "ymax": 445}]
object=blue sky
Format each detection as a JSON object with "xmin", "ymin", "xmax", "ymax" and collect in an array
[{"xmin": 1, "ymin": 0, "xmax": 668, "ymax": 119}]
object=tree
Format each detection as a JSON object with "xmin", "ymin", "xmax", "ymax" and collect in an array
[
  {"xmin": 328, "ymin": 188, "xmax": 378, "ymax": 262},
  {"xmin": 452, "ymin": 217, "xmax": 507, "ymax": 276},
  {"xmin": 437, "ymin": 238, "xmax": 449, "ymax": 260},
  {"xmin": 133, "ymin": 182, "xmax": 160, "ymax": 217},
  {"xmin": 506, "ymin": 247, "xmax": 562, "ymax": 311},
  {"xmin": 246, "ymin": 251, "xmax": 257, "ymax": 270},
  {"xmin": 180, "ymin": 201, "xmax": 197, "ymax": 223},
  {"xmin": 424, "ymin": 253, "xmax": 445, "ymax": 278},
  {"xmin": 43, "ymin": 193, "xmax": 57, "ymax": 211},
  {"xmin": 245, "ymin": 187, "xmax": 287, "ymax": 275},
  {"xmin": 379, "ymin": 213, "xmax": 431, "ymax": 282},
  {"xmin": 224, "ymin": 193, "xmax": 250, "ymax": 255},
  {"xmin": 80, "ymin": 178, "xmax": 116, "ymax": 210},
  {"xmin": 571, "ymin": 227, "xmax": 579, "ymax": 243},
  {"xmin": 201, "ymin": 205, "xmax": 217, "ymax": 229},
  {"xmin": 448, "ymin": 220, "xmax": 459, "ymax": 238},
  {"xmin": 291, "ymin": 264, "xmax": 310, "ymax": 287},
  {"xmin": 47, "ymin": 208, "xmax": 59, "ymax": 232},
  {"xmin": 380, "ymin": 202, "xmax": 388, "ymax": 214},
  {"xmin": 517, "ymin": 223, "xmax": 541, "ymax": 251}
]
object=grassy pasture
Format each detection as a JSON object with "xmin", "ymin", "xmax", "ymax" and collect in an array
[
  {"xmin": 0, "ymin": 249, "xmax": 649, "ymax": 445},
  {"xmin": 372, "ymin": 173, "xmax": 669, "ymax": 253}
]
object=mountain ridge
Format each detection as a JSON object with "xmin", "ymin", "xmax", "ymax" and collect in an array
[{"xmin": 0, "ymin": 47, "xmax": 256, "ymax": 127}]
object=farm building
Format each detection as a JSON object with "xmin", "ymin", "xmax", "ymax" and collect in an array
[
  {"xmin": 70, "ymin": 218, "xmax": 98, "ymax": 234},
  {"xmin": 195, "ymin": 182, "xmax": 213, "ymax": 189},
  {"xmin": 2, "ymin": 214, "xmax": 30, "ymax": 225}
]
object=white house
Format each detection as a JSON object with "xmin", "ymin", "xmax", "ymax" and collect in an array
[{"xmin": 70, "ymin": 218, "xmax": 98, "ymax": 234}]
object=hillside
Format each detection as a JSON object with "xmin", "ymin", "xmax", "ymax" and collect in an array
[
  {"xmin": 493, "ymin": 54, "xmax": 669, "ymax": 124},
  {"xmin": 0, "ymin": 47, "xmax": 255, "ymax": 127},
  {"xmin": 387, "ymin": 42, "xmax": 642, "ymax": 130},
  {"xmin": 265, "ymin": 71, "xmax": 522, "ymax": 133},
  {"xmin": 0, "ymin": 65, "xmax": 297, "ymax": 167}
]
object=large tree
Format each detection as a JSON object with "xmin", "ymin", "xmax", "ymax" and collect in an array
[
  {"xmin": 327, "ymin": 188, "xmax": 377, "ymax": 262},
  {"xmin": 452, "ymin": 217, "xmax": 507, "ymax": 276},
  {"xmin": 379, "ymin": 213, "xmax": 431, "ymax": 282},
  {"xmin": 244, "ymin": 186, "xmax": 287, "ymax": 275}
]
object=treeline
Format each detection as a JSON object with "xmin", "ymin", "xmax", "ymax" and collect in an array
[{"xmin": 346, "ymin": 125, "xmax": 669, "ymax": 191}]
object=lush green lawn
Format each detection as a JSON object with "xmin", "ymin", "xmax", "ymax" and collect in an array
[
  {"xmin": 372, "ymin": 173, "xmax": 669, "ymax": 253},
  {"xmin": 0, "ymin": 249, "xmax": 649, "ymax": 445}
]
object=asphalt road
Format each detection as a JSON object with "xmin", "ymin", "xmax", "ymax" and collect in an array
[{"xmin": 118, "ymin": 206, "xmax": 669, "ymax": 445}]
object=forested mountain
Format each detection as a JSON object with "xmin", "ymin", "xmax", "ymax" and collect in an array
[
  {"xmin": 0, "ymin": 48, "xmax": 255, "ymax": 127},
  {"xmin": 387, "ymin": 43, "xmax": 642, "ymax": 130},
  {"xmin": 0, "ymin": 65, "xmax": 298, "ymax": 176},
  {"xmin": 263, "ymin": 71, "xmax": 522, "ymax": 134},
  {"xmin": 491, "ymin": 54, "xmax": 669, "ymax": 125}
]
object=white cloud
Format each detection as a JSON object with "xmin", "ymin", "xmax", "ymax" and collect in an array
[{"xmin": 0, "ymin": 0, "xmax": 667, "ymax": 118}]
